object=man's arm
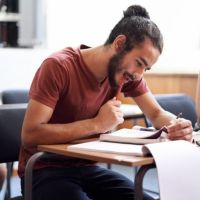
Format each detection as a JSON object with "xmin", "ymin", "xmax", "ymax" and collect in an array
[
  {"xmin": 22, "ymin": 98, "xmax": 124, "ymax": 147},
  {"xmin": 134, "ymin": 92, "xmax": 193, "ymax": 140}
]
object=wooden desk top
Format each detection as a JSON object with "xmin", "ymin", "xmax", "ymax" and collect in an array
[{"xmin": 38, "ymin": 143, "xmax": 154, "ymax": 167}]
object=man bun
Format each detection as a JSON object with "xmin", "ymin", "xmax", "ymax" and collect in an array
[
  {"xmin": 123, "ymin": 5, "xmax": 150, "ymax": 19},
  {"xmin": 105, "ymin": 4, "xmax": 163, "ymax": 54}
]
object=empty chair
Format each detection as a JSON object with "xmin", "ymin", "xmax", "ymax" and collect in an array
[
  {"xmin": 0, "ymin": 103, "xmax": 56, "ymax": 200},
  {"xmin": 1, "ymin": 90, "xmax": 29, "ymax": 104},
  {"xmin": 145, "ymin": 93, "xmax": 197, "ymax": 127},
  {"xmin": 0, "ymin": 89, "xmax": 28, "ymax": 199},
  {"xmin": 0, "ymin": 104, "xmax": 26, "ymax": 200}
]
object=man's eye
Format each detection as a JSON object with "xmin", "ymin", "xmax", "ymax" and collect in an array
[
  {"xmin": 136, "ymin": 60, "xmax": 142, "ymax": 67},
  {"xmin": 145, "ymin": 67, "xmax": 151, "ymax": 71}
]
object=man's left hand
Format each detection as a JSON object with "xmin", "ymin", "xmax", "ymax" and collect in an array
[{"xmin": 166, "ymin": 118, "xmax": 193, "ymax": 141}]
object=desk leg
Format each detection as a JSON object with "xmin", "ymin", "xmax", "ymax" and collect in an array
[
  {"xmin": 24, "ymin": 152, "xmax": 69, "ymax": 200},
  {"xmin": 24, "ymin": 152, "xmax": 46, "ymax": 200},
  {"xmin": 134, "ymin": 164, "xmax": 155, "ymax": 200}
]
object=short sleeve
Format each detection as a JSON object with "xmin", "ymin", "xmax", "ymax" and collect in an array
[{"xmin": 29, "ymin": 58, "xmax": 68, "ymax": 109}]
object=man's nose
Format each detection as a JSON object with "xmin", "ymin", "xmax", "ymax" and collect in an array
[{"xmin": 133, "ymin": 69, "xmax": 145, "ymax": 80}]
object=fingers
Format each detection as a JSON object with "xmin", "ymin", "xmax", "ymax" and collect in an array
[
  {"xmin": 166, "ymin": 118, "xmax": 193, "ymax": 141},
  {"xmin": 109, "ymin": 97, "xmax": 122, "ymax": 107},
  {"xmin": 167, "ymin": 127, "xmax": 193, "ymax": 140},
  {"xmin": 116, "ymin": 114, "xmax": 124, "ymax": 124},
  {"xmin": 110, "ymin": 100, "xmax": 124, "ymax": 123},
  {"xmin": 95, "ymin": 98, "xmax": 124, "ymax": 132},
  {"xmin": 167, "ymin": 118, "xmax": 191, "ymax": 131}
]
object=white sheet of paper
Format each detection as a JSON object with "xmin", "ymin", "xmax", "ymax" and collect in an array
[
  {"xmin": 68, "ymin": 141, "xmax": 145, "ymax": 156},
  {"xmin": 146, "ymin": 140, "xmax": 200, "ymax": 200}
]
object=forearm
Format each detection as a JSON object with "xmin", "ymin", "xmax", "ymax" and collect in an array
[
  {"xmin": 134, "ymin": 92, "xmax": 176, "ymax": 128},
  {"xmin": 22, "ymin": 98, "xmax": 124, "ymax": 147},
  {"xmin": 22, "ymin": 118, "xmax": 100, "ymax": 147},
  {"xmin": 149, "ymin": 110, "xmax": 176, "ymax": 129}
]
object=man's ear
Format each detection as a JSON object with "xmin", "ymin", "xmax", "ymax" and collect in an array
[{"xmin": 114, "ymin": 35, "xmax": 126, "ymax": 52}]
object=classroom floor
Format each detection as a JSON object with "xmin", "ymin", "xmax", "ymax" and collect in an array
[
  {"xmin": 0, "ymin": 164, "xmax": 159, "ymax": 200},
  {"xmin": 0, "ymin": 175, "xmax": 21, "ymax": 200}
]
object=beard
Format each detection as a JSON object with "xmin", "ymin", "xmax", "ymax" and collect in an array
[{"xmin": 107, "ymin": 52, "xmax": 125, "ymax": 89}]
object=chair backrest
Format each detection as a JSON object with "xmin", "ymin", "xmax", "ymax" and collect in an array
[
  {"xmin": 1, "ymin": 89, "xmax": 29, "ymax": 104},
  {"xmin": 0, "ymin": 104, "xmax": 26, "ymax": 163},
  {"xmin": 145, "ymin": 93, "xmax": 197, "ymax": 127}
]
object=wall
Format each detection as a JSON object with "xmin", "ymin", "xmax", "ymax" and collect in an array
[
  {"xmin": 0, "ymin": 48, "xmax": 51, "ymax": 91},
  {"xmin": 121, "ymin": 73, "xmax": 198, "ymax": 104},
  {"xmin": 145, "ymin": 74, "xmax": 198, "ymax": 99}
]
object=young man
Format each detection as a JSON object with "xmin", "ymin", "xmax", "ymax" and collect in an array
[{"xmin": 18, "ymin": 5, "xmax": 193, "ymax": 200}]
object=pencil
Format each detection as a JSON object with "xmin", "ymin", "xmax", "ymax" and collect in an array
[{"xmin": 116, "ymin": 83, "xmax": 123, "ymax": 100}]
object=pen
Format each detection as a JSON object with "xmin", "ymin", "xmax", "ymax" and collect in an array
[
  {"xmin": 176, "ymin": 112, "xmax": 182, "ymax": 119},
  {"xmin": 116, "ymin": 83, "xmax": 123, "ymax": 100}
]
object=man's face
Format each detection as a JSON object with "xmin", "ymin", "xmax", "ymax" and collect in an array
[{"xmin": 107, "ymin": 38, "xmax": 160, "ymax": 88}]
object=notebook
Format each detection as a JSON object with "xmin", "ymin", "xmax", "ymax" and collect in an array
[
  {"xmin": 99, "ymin": 127, "xmax": 168, "ymax": 145},
  {"xmin": 67, "ymin": 140, "xmax": 149, "ymax": 156},
  {"xmin": 67, "ymin": 127, "xmax": 168, "ymax": 156}
]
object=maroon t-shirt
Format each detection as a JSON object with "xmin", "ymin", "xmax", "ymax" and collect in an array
[{"xmin": 18, "ymin": 45, "xmax": 149, "ymax": 177}]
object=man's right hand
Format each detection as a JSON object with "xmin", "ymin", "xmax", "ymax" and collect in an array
[
  {"xmin": 93, "ymin": 98, "xmax": 124, "ymax": 133},
  {"xmin": 22, "ymin": 98, "xmax": 124, "ymax": 146}
]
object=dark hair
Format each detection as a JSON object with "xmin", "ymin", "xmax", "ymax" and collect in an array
[{"xmin": 104, "ymin": 5, "xmax": 163, "ymax": 53}]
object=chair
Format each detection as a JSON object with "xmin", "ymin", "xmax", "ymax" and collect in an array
[
  {"xmin": 145, "ymin": 93, "xmax": 197, "ymax": 127},
  {"xmin": 0, "ymin": 104, "xmax": 26, "ymax": 200},
  {"xmin": 0, "ymin": 103, "xmax": 58, "ymax": 200},
  {"xmin": 1, "ymin": 90, "xmax": 29, "ymax": 104},
  {"xmin": 0, "ymin": 90, "xmax": 28, "ymax": 200}
]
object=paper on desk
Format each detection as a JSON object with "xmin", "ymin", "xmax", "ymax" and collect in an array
[
  {"xmin": 68, "ymin": 141, "xmax": 148, "ymax": 156},
  {"xmin": 145, "ymin": 140, "xmax": 200, "ymax": 200}
]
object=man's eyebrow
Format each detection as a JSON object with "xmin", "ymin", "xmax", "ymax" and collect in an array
[{"xmin": 139, "ymin": 57, "xmax": 149, "ymax": 67}]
